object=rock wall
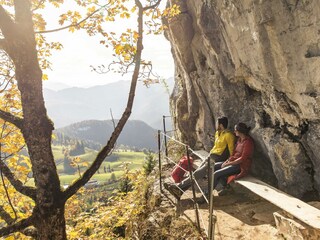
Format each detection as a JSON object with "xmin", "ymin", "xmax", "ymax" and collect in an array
[{"xmin": 165, "ymin": 0, "xmax": 320, "ymax": 198}]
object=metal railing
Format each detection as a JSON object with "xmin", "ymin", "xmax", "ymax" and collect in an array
[{"xmin": 157, "ymin": 122, "xmax": 217, "ymax": 239}]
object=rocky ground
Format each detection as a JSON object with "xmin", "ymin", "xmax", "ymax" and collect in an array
[
  {"xmin": 136, "ymin": 159, "xmax": 320, "ymax": 239},
  {"xmin": 176, "ymin": 184, "xmax": 281, "ymax": 239},
  {"xmin": 145, "ymin": 164, "xmax": 283, "ymax": 239}
]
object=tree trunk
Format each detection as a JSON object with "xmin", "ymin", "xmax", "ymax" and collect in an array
[
  {"xmin": 15, "ymin": 31, "xmax": 67, "ymax": 240},
  {"xmin": 32, "ymin": 205, "xmax": 66, "ymax": 240},
  {"xmin": 3, "ymin": 1, "xmax": 67, "ymax": 239}
]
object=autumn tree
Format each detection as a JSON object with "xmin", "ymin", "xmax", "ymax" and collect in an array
[{"xmin": 0, "ymin": 0, "xmax": 177, "ymax": 239}]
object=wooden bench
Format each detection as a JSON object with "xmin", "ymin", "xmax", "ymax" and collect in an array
[
  {"xmin": 192, "ymin": 150, "xmax": 210, "ymax": 169},
  {"xmin": 193, "ymin": 150, "xmax": 210, "ymax": 161},
  {"xmin": 192, "ymin": 149, "xmax": 320, "ymax": 230},
  {"xmin": 236, "ymin": 176, "xmax": 320, "ymax": 230}
]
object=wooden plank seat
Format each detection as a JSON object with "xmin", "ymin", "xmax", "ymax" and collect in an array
[
  {"xmin": 235, "ymin": 176, "xmax": 320, "ymax": 230},
  {"xmin": 192, "ymin": 150, "xmax": 210, "ymax": 161},
  {"xmin": 192, "ymin": 150, "xmax": 210, "ymax": 169}
]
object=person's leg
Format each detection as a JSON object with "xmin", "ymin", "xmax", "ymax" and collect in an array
[
  {"xmin": 212, "ymin": 150, "xmax": 229, "ymax": 186},
  {"xmin": 214, "ymin": 162, "xmax": 223, "ymax": 171},
  {"xmin": 213, "ymin": 164, "xmax": 241, "ymax": 189},
  {"xmin": 198, "ymin": 162, "xmax": 224, "ymax": 201},
  {"xmin": 166, "ymin": 159, "xmax": 212, "ymax": 200},
  {"xmin": 178, "ymin": 158, "xmax": 216, "ymax": 190},
  {"xmin": 168, "ymin": 160, "xmax": 227, "ymax": 200}
]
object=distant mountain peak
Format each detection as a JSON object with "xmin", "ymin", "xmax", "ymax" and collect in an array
[
  {"xmin": 43, "ymin": 79, "xmax": 174, "ymax": 129},
  {"xmin": 43, "ymin": 81, "xmax": 72, "ymax": 91}
]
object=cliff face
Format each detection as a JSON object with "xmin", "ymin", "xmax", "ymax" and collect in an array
[{"xmin": 165, "ymin": 0, "xmax": 320, "ymax": 198}]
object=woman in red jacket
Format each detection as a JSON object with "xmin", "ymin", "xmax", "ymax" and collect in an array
[{"xmin": 213, "ymin": 122, "xmax": 254, "ymax": 190}]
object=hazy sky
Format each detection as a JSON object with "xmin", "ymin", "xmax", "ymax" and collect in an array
[{"xmin": 42, "ymin": 2, "xmax": 174, "ymax": 89}]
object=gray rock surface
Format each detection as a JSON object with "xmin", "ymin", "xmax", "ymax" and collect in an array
[{"xmin": 165, "ymin": 0, "xmax": 320, "ymax": 198}]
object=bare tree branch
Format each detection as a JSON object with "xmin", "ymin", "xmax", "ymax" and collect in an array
[
  {"xmin": 0, "ymin": 160, "xmax": 36, "ymax": 200},
  {"xmin": 2, "ymin": 145, "xmax": 25, "ymax": 160},
  {"xmin": 110, "ymin": 108, "xmax": 116, "ymax": 130},
  {"xmin": 143, "ymin": 0, "xmax": 161, "ymax": 11},
  {"xmin": 0, "ymin": 76, "xmax": 13, "ymax": 93},
  {"xmin": 0, "ymin": 110, "xmax": 23, "ymax": 130},
  {"xmin": 63, "ymin": 0, "xmax": 147, "ymax": 200},
  {"xmin": 31, "ymin": 0, "xmax": 45, "ymax": 12},
  {"xmin": 108, "ymin": 108, "xmax": 117, "ymax": 154},
  {"xmin": 35, "ymin": 3, "xmax": 109, "ymax": 34},
  {"xmin": 0, "ymin": 215, "xmax": 33, "ymax": 238},
  {"xmin": 0, "ymin": 205, "xmax": 14, "ymax": 224},
  {"xmin": 0, "ymin": 206, "xmax": 37, "ymax": 238},
  {"xmin": 0, "ymin": 170, "xmax": 18, "ymax": 221},
  {"xmin": 0, "ymin": 124, "xmax": 17, "ymax": 221}
]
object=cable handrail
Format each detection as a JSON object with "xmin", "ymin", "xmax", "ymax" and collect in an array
[
  {"xmin": 165, "ymin": 155, "xmax": 209, "ymax": 203},
  {"xmin": 161, "ymin": 136, "xmax": 210, "ymax": 204},
  {"xmin": 160, "ymin": 131, "xmax": 188, "ymax": 147},
  {"xmin": 158, "ymin": 119, "xmax": 218, "ymax": 239},
  {"xmin": 164, "ymin": 156, "xmax": 189, "ymax": 173},
  {"xmin": 161, "ymin": 132, "xmax": 211, "ymax": 161},
  {"xmin": 159, "ymin": 131, "xmax": 215, "ymax": 236},
  {"xmin": 165, "ymin": 129, "xmax": 176, "ymax": 133},
  {"xmin": 160, "ymin": 134, "xmax": 166, "ymax": 152},
  {"xmin": 193, "ymin": 177, "xmax": 209, "ymax": 204}
]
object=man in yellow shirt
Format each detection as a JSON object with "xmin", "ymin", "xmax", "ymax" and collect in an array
[
  {"xmin": 210, "ymin": 116, "xmax": 235, "ymax": 162},
  {"xmin": 164, "ymin": 116, "xmax": 235, "ymax": 200}
]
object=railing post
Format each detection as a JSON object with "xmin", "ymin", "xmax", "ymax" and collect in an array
[
  {"xmin": 207, "ymin": 155, "xmax": 211, "ymax": 200},
  {"xmin": 158, "ymin": 130, "xmax": 162, "ymax": 193},
  {"xmin": 163, "ymin": 115, "xmax": 168, "ymax": 157},
  {"xmin": 186, "ymin": 146, "xmax": 201, "ymax": 232},
  {"xmin": 208, "ymin": 156, "xmax": 216, "ymax": 240}
]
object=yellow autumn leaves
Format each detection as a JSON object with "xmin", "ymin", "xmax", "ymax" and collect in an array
[
  {"xmin": 65, "ymin": 169, "xmax": 152, "ymax": 239},
  {"xmin": 0, "ymin": 82, "xmax": 34, "ymax": 239}
]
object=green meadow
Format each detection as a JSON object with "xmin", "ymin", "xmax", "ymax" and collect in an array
[{"xmin": 52, "ymin": 146, "xmax": 146, "ymax": 185}]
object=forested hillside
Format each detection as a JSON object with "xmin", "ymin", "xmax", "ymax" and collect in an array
[{"xmin": 55, "ymin": 119, "xmax": 158, "ymax": 151}]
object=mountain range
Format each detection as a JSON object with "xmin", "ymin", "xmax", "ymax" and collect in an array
[{"xmin": 43, "ymin": 79, "xmax": 174, "ymax": 130}]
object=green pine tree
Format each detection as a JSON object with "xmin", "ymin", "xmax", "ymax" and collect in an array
[{"xmin": 143, "ymin": 151, "xmax": 155, "ymax": 175}]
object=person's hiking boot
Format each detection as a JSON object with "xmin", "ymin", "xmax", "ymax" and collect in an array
[
  {"xmin": 215, "ymin": 182, "xmax": 225, "ymax": 192},
  {"xmin": 164, "ymin": 183, "xmax": 183, "ymax": 200},
  {"xmin": 217, "ymin": 185, "xmax": 232, "ymax": 196}
]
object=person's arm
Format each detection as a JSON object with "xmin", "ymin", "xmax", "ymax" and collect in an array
[
  {"xmin": 210, "ymin": 131, "xmax": 219, "ymax": 153},
  {"xmin": 221, "ymin": 138, "xmax": 237, "ymax": 168},
  {"xmin": 226, "ymin": 133, "xmax": 235, "ymax": 155},
  {"xmin": 225, "ymin": 139, "xmax": 253, "ymax": 166},
  {"xmin": 221, "ymin": 159, "xmax": 230, "ymax": 168}
]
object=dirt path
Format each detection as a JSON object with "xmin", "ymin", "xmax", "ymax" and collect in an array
[{"xmin": 162, "ymin": 178, "xmax": 282, "ymax": 239}]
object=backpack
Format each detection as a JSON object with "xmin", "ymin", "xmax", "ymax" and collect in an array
[{"xmin": 171, "ymin": 156, "xmax": 194, "ymax": 183}]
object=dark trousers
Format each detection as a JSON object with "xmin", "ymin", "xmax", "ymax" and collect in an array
[
  {"xmin": 213, "ymin": 162, "xmax": 241, "ymax": 189},
  {"xmin": 210, "ymin": 148, "xmax": 229, "ymax": 163},
  {"xmin": 178, "ymin": 148, "xmax": 231, "ymax": 191}
]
